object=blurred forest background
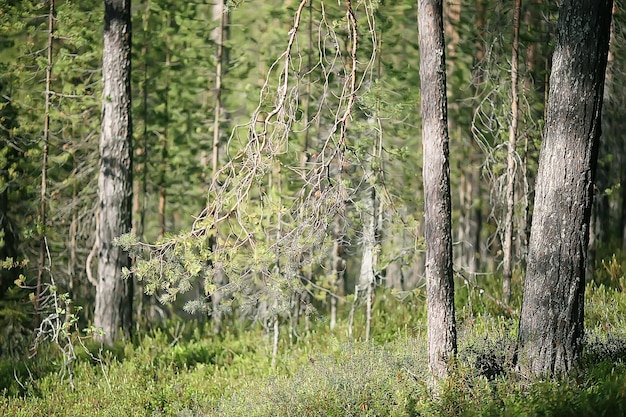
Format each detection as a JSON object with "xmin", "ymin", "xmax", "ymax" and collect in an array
[{"xmin": 1, "ymin": 1, "xmax": 626, "ymax": 414}]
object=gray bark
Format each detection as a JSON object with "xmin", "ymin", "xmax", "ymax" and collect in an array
[
  {"xmin": 95, "ymin": 0, "xmax": 133, "ymax": 345},
  {"xmin": 418, "ymin": 0, "xmax": 457, "ymax": 379},
  {"xmin": 516, "ymin": 0, "xmax": 613, "ymax": 376},
  {"xmin": 502, "ymin": 0, "xmax": 522, "ymax": 305}
]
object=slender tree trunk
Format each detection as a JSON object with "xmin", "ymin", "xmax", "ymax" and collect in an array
[
  {"xmin": 516, "ymin": 0, "xmax": 613, "ymax": 377},
  {"xmin": 95, "ymin": 0, "xmax": 133, "ymax": 345},
  {"xmin": 211, "ymin": 0, "xmax": 228, "ymax": 179},
  {"xmin": 358, "ymin": 182, "xmax": 376, "ymax": 342},
  {"xmin": 132, "ymin": 2, "xmax": 148, "ymax": 244},
  {"xmin": 418, "ymin": 0, "xmax": 457, "ymax": 380},
  {"xmin": 296, "ymin": 0, "xmax": 314, "ymax": 333},
  {"xmin": 36, "ymin": 0, "xmax": 55, "ymax": 328},
  {"xmin": 68, "ymin": 151, "xmax": 78, "ymax": 299},
  {"xmin": 467, "ymin": 0, "xmax": 485, "ymax": 281},
  {"xmin": 465, "ymin": 163, "xmax": 482, "ymax": 279},
  {"xmin": 157, "ymin": 13, "xmax": 170, "ymax": 241},
  {"xmin": 271, "ymin": 314, "xmax": 279, "ymax": 369},
  {"xmin": 209, "ymin": 0, "xmax": 229, "ymax": 335},
  {"xmin": 502, "ymin": 0, "xmax": 522, "ymax": 305},
  {"xmin": 133, "ymin": 0, "xmax": 149, "ymax": 320},
  {"xmin": 329, "ymin": 217, "xmax": 345, "ymax": 330}
]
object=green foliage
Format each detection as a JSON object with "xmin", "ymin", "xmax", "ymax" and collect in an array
[
  {"xmin": 585, "ymin": 282, "xmax": 626, "ymax": 331},
  {"xmin": 0, "ymin": 285, "xmax": 32, "ymax": 359},
  {"xmin": 594, "ymin": 252, "xmax": 626, "ymax": 291},
  {"xmin": 216, "ymin": 340, "xmax": 428, "ymax": 417},
  {"xmin": 1, "ymin": 0, "xmax": 626, "ymax": 414},
  {"xmin": 1, "ymin": 285, "xmax": 625, "ymax": 416}
]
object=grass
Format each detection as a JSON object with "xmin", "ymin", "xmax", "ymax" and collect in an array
[{"xmin": 1, "ymin": 283, "xmax": 626, "ymax": 416}]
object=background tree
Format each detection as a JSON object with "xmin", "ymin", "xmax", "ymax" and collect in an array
[
  {"xmin": 501, "ymin": 0, "xmax": 522, "ymax": 305},
  {"xmin": 94, "ymin": 0, "xmax": 133, "ymax": 345},
  {"xmin": 516, "ymin": 0, "xmax": 613, "ymax": 376},
  {"xmin": 35, "ymin": 0, "xmax": 55, "ymax": 328}
]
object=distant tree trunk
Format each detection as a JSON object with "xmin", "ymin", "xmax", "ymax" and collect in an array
[
  {"xmin": 466, "ymin": 0, "xmax": 485, "ymax": 282},
  {"xmin": 516, "ymin": 0, "xmax": 613, "ymax": 377},
  {"xmin": 133, "ymin": 0, "xmax": 149, "ymax": 319},
  {"xmin": 358, "ymin": 180, "xmax": 376, "ymax": 342},
  {"xmin": 157, "ymin": 12, "xmax": 171, "ymax": 241},
  {"xmin": 37, "ymin": 3, "xmax": 54, "ymax": 304},
  {"xmin": 209, "ymin": 0, "xmax": 228, "ymax": 335},
  {"xmin": 502, "ymin": 0, "xmax": 522, "ymax": 305},
  {"xmin": 36, "ymin": 0, "xmax": 55, "ymax": 328},
  {"xmin": 68, "ymin": 150, "xmax": 78, "ymax": 299},
  {"xmin": 95, "ymin": 0, "xmax": 133, "ymax": 345},
  {"xmin": 418, "ymin": 0, "xmax": 457, "ymax": 379},
  {"xmin": 329, "ymin": 217, "xmax": 345, "ymax": 330},
  {"xmin": 211, "ymin": 0, "xmax": 228, "ymax": 177}
]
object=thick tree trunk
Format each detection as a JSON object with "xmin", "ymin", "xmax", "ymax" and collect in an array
[
  {"xmin": 95, "ymin": 0, "xmax": 133, "ymax": 345},
  {"xmin": 418, "ymin": 0, "xmax": 457, "ymax": 379},
  {"xmin": 516, "ymin": 0, "xmax": 613, "ymax": 376}
]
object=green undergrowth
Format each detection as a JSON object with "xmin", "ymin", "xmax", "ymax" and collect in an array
[{"xmin": 1, "ymin": 284, "xmax": 626, "ymax": 416}]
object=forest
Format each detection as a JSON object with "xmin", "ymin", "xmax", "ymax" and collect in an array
[{"xmin": 1, "ymin": 0, "xmax": 626, "ymax": 415}]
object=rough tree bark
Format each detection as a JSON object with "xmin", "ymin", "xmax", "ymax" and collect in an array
[
  {"xmin": 418, "ymin": 0, "xmax": 457, "ymax": 379},
  {"xmin": 516, "ymin": 0, "xmax": 613, "ymax": 376},
  {"xmin": 94, "ymin": 0, "xmax": 133, "ymax": 345}
]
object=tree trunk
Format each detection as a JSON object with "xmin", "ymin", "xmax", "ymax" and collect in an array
[
  {"xmin": 36, "ymin": 0, "xmax": 55, "ymax": 328},
  {"xmin": 95, "ymin": 0, "xmax": 133, "ymax": 345},
  {"xmin": 418, "ymin": 0, "xmax": 457, "ymax": 379},
  {"xmin": 157, "ymin": 13, "xmax": 171, "ymax": 241},
  {"xmin": 358, "ymin": 182, "xmax": 376, "ymax": 342},
  {"xmin": 133, "ymin": 0, "xmax": 149, "ymax": 320},
  {"xmin": 210, "ymin": 0, "xmax": 228, "ymax": 335},
  {"xmin": 329, "ymin": 217, "xmax": 345, "ymax": 331},
  {"xmin": 516, "ymin": 0, "xmax": 613, "ymax": 376},
  {"xmin": 502, "ymin": 0, "xmax": 522, "ymax": 305}
]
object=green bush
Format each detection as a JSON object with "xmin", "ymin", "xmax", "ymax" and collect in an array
[{"xmin": 215, "ymin": 339, "xmax": 429, "ymax": 417}]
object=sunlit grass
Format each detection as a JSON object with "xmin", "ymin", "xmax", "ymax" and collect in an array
[{"xmin": 2, "ymin": 283, "xmax": 626, "ymax": 416}]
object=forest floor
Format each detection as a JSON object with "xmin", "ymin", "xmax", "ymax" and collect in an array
[{"xmin": 2, "ymin": 283, "xmax": 626, "ymax": 416}]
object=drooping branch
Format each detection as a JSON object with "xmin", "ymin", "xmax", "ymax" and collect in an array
[{"xmin": 125, "ymin": 1, "xmax": 384, "ymax": 320}]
